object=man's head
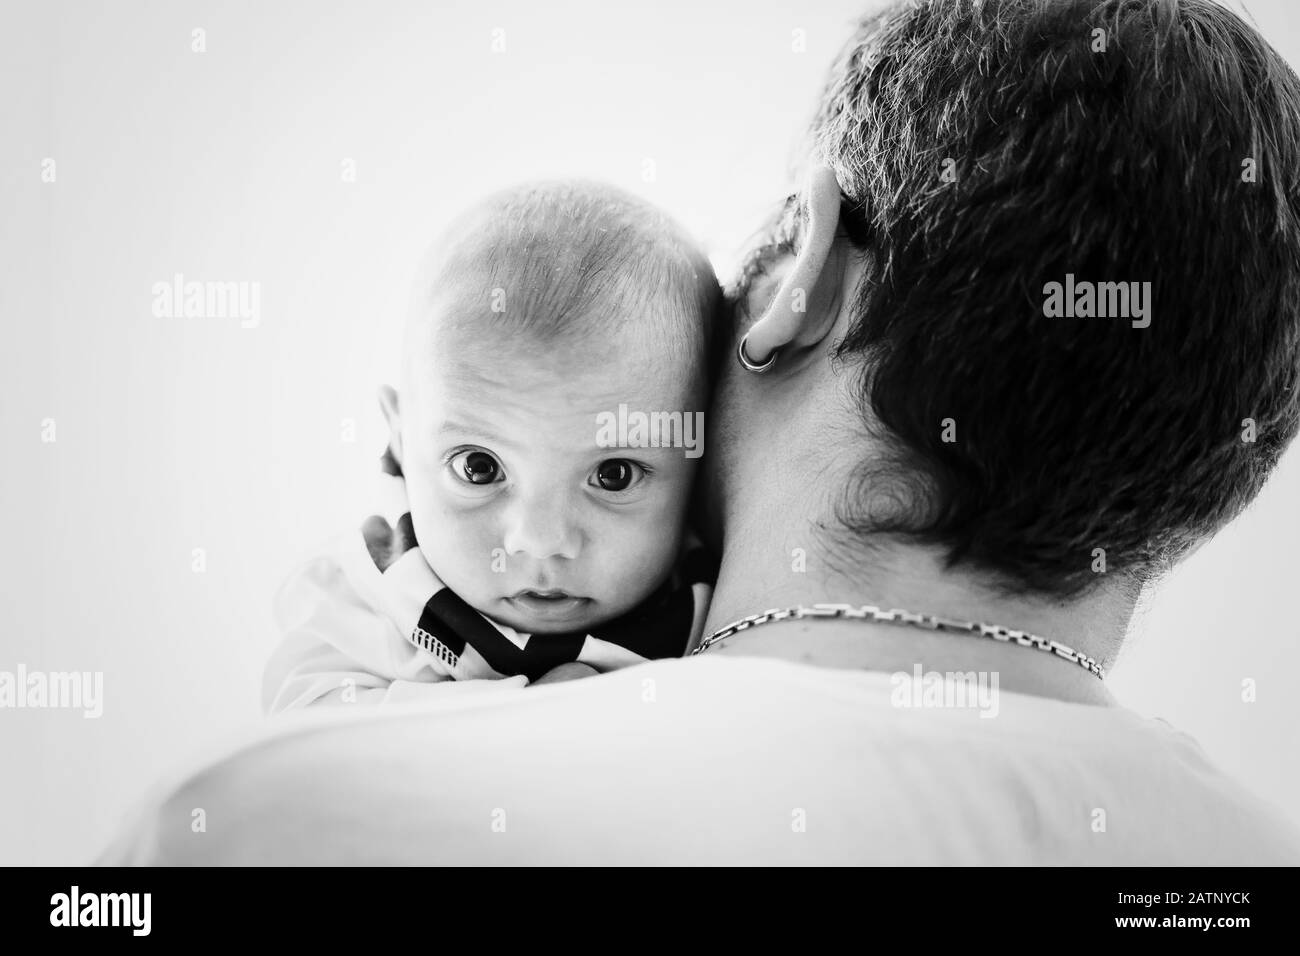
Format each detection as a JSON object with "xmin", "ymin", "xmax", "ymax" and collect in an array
[
  {"xmin": 707, "ymin": 0, "xmax": 1300, "ymax": 601},
  {"xmin": 384, "ymin": 181, "xmax": 719, "ymax": 633}
]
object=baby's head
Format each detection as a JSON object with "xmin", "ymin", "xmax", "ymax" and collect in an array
[{"xmin": 382, "ymin": 181, "xmax": 720, "ymax": 634}]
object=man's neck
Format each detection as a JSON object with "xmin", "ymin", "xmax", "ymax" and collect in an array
[{"xmin": 702, "ymin": 526, "xmax": 1130, "ymax": 706}]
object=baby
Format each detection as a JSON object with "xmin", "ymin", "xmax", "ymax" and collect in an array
[{"xmin": 263, "ymin": 181, "xmax": 720, "ymax": 709}]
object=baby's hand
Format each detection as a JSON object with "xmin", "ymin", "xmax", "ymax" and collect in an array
[
  {"xmin": 362, "ymin": 511, "xmax": 418, "ymax": 572},
  {"xmin": 364, "ymin": 443, "xmax": 420, "ymax": 571}
]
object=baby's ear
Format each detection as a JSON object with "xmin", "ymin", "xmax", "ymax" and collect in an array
[{"xmin": 377, "ymin": 385, "xmax": 404, "ymax": 469}]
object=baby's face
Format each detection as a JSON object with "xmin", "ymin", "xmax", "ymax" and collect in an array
[{"xmin": 397, "ymin": 310, "xmax": 702, "ymax": 635}]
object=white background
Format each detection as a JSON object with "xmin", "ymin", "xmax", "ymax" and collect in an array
[{"xmin": 2, "ymin": 0, "xmax": 1298, "ymax": 864}]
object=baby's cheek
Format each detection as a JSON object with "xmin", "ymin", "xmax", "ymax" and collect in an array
[
  {"xmin": 591, "ymin": 515, "xmax": 683, "ymax": 613},
  {"xmin": 410, "ymin": 490, "xmax": 497, "ymax": 598}
]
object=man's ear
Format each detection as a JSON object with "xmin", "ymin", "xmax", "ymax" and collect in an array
[
  {"xmin": 378, "ymin": 385, "xmax": 403, "ymax": 467},
  {"xmin": 743, "ymin": 165, "xmax": 846, "ymax": 365}
]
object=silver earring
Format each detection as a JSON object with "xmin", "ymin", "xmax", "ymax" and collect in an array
[{"xmin": 737, "ymin": 333, "xmax": 778, "ymax": 373}]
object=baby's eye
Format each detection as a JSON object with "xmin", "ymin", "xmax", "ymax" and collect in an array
[
  {"xmin": 450, "ymin": 450, "xmax": 504, "ymax": 485},
  {"xmin": 592, "ymin": 459, "xmax": 643, "ymax": 493}
]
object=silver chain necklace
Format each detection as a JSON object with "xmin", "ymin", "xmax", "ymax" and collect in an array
[{"xmin": 692, "ymin": 603, "xmax": 1106, "ymax": 679}]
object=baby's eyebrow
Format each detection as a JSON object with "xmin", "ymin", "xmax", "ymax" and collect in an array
[{"xmin": 436, "ymin": 420, "xmax": 516, "ymax": 448}]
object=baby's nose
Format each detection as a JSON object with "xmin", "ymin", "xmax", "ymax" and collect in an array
[{"xmin": 502, "ymin": 498, "xmax": 580, "ymax": 561}]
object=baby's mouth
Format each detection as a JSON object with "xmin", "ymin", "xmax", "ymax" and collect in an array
[{"xmin": 508, "ymin": 589, "xmax": 591, "ymax": 623}]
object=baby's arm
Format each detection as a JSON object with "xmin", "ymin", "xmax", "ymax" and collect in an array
[
  {"xmin": 262, "ymin": 523, "xmax": 462, "ymax": 713},
  {"xmin": 263, "ymin": 477, "xmax": 539, "ymax": 712},
  {"xmin": 263, "ymin": 537, "xmax": 531, "ymax": 712},
  {"xmin": 263, "ymin": 498, "xmax": 467, "ymax": 712}
]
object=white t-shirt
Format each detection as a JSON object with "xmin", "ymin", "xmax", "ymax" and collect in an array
[{"xmin": 98, "ymin": 655, "xmax": 1300, "ymax": 865}]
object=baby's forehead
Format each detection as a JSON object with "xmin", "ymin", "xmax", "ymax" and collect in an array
[
  {"xmin": 422, "ymin": 304, "xmax": 692, "ymax": 400},
  {"xmin": 411, "ymin": 340, "xmax": 700, "ymax": 463}
]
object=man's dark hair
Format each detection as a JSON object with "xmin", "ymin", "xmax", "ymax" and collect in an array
[{"xmin": 813, "ymin": 0, "xmax": 1300, "ymax": 596}]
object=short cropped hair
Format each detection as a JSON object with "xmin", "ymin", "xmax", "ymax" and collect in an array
[
  {"xmin": 410, "ymin": 180, "xmax": 720, "ymax": 387},
  {"xmin": 811, "ymin": 0, "xmax": 1300, "ymax": 596}
]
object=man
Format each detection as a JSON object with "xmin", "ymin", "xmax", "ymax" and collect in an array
[{"xmin": 100, "ymin": 0, "xmax": 1300, "ymax": 864}]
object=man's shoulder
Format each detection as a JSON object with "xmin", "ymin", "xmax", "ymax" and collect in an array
[
  {"xmin": 395, "ymin": 655, "xmax": 1300, "ymax": 864},
  {"xmin": 107, "ymin": 656, "xmax": 1300, "ymax": 865}
]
